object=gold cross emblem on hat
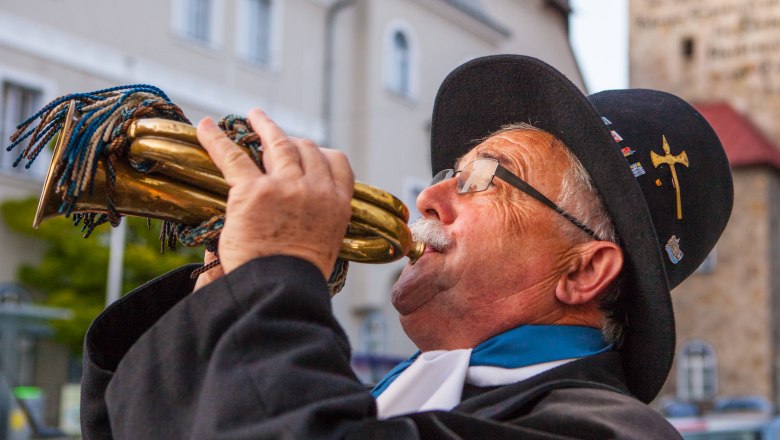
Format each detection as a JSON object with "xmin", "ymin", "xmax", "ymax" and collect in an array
[{"xmin": 650, "ymin": 135, "xmax": 689, "ymax": 220}]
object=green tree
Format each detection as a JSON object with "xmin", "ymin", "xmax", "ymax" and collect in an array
[{"xmin": 1, "ymin": 197, "xmax": 202, "ymax": 353}]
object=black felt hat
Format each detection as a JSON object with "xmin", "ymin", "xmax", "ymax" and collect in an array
[{"xmin": 430, "ymin": 55, "xmax": 733, "ymax": 403}]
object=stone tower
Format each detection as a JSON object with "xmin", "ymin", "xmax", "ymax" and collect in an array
[{"xmin": 631, "ymin": 0, "xmax": 780, "ymax": 409}]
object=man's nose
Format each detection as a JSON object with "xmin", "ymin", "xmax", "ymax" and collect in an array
[{"xmin": 415, "ymin": 177, "xmax": 456, "ymax": 223}]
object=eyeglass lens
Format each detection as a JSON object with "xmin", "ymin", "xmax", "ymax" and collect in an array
[
  {"xmin": 457, "ymin": 159, "xmax": 499, "ymax": 193},
  {"xmin": 430, "ymin": 159, "xmax": 500, "ymax": 193},
  {"xmin": 431, "ymin": 168, "xmax": 454, "ymax": 186}
]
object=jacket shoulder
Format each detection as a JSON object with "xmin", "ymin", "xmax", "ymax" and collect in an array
[{"xmin": 526, "ymin": 387, "xmax": 682, "ymax": 439}]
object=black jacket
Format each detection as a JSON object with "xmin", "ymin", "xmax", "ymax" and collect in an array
[{"xmin": 81, "ymin": 256, "xmax": 681, "ymax": 439}]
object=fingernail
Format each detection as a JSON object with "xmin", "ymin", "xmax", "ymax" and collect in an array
[
  {"xmin": 199, "ymin": 116, "xmax": 217, "ymax": 130},
  {"xmin": 249, "ymin": 108, "xmax": 266, "ymax": 118}
]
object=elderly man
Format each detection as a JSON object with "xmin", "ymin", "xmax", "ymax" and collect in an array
[{"xmin": 80, "ymin": 56, "xmax": 732, "ymax": 439}]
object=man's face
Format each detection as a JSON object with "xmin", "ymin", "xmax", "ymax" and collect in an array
[{"xmin": 392, "ymin": 130, "xmax": 582, "ymax": 350}]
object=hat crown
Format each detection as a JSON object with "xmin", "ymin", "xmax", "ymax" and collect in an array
[{"xmin": 588, "ymin": 89, "xmax": 733, "ymax": 288}]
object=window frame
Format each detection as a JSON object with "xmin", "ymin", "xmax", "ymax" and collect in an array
[
  {"xmin": 0, "ymin": 69, "xmax": 55, "ymax": 182},
  {"xmin": 677, "ymin": 339, "xmax": 719, "ymax": 402},
  {"xmin": 235, "ymin": 0, "xmax": 283, "ymax": 70},
  {"xmin": 171, "ymin": 0, "xmax": 225, "ymax": 49},
  {"xmin": 383, "ymin": 21, "xmax": 419, "ymax": 101}
]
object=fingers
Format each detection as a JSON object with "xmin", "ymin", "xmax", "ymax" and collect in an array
[
  {"xmin": 321, "ymin": 148, "xmax": 354, "ymax": 194},
  {"xmin": 290, "ymin": 136, "xmax": 332, "ymax": 179},
  {"xmin": 200, "ymin": 111, "xmax": 350, "ymax": 188},
  {"xmin": 248, "ymin": 109, "xmax": 303, "ymax": 177},
  {"xmin": 248, "ymin": 109, "xmax": 351, "ymax": 188},
  {"xmin": 197, "ymin": 117, "xmax": 263, "ymax": 186}
]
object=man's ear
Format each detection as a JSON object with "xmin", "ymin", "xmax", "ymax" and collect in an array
[{"xmin": 555, "ymin": 241, "xmax": 623, "ymax": 306}]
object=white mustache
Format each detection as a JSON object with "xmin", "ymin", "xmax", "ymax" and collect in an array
[{"xmin": 410, "ymin": 218, "xmax": 453, "ymax": 252}]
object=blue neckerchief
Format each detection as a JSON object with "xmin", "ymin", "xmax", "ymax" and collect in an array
[{"xmin": 370, "ymin": 325, "xmax": 611, "ymax": 397}]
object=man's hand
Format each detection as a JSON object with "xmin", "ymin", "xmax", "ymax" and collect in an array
[{"xmin": 196, "ymin": 109, "xmax": 354, "ymax": 279}]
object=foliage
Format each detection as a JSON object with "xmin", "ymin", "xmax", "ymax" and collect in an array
[{"xmin": 1, "ymin": 197, "xmax": 202, "ymax": 353}]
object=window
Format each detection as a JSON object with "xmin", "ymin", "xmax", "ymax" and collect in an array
[
  {"xmin": 403, "ymin": 176, "xmax": 427, "ymax": 224},
  {"xmin": 184, "ymin": 0, "xmax": 212, "ymax": 42},
  {"xmin": 677, "ymin": 340, "xmax": 718, "ymax": 402},
  {"xmin": 384, "ymin": 23, "xmax": 418, "ymax": 99},
  {"xmin": 0, "ymin": 81, "xmax": 46, "ymax": 178},
  {"xmin": 352, "ymin": 311, "xmax": 391, "ymax": 384},
  {"xmin": 236, "ymin": 0, "xmax": 280, "ymax": 67},
  {"xmin": 172, "ymin": 0, "xmax": 223, "ymax": 46},
  {"xmin": 390, "ymin": 31, "xmax": 410, "ymax": 95},
  {"xmin": 246, "ymin": 0, "xmax": 272, "ymax": 64},
  {"xmin": 682, "ymin": 36, "xmax": 695, "ymax": 61},
  {"xmin": 359, "ymin": 311, "xmax": 387, "ymax": 357}
]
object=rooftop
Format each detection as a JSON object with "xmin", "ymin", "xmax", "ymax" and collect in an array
[{"xmin": 694, "ymin": 102, "xmax": 780, "ymax": 170}]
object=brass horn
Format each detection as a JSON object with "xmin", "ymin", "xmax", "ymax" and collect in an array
[{"xmin": 34, "ymin": 102, "xmax": 424, "ymax": 264}]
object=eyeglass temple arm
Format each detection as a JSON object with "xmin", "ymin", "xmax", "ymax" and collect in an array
[{"xmin": 494, "ymin": 166, "xmax": 600, "ymax": 239}]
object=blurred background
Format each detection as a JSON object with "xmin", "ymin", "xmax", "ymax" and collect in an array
[{"xmin": 0, "ymin": 0, "xmax": 778, "ymax": 438}]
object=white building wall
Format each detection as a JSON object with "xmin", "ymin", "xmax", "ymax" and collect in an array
[{"xmin": 0, "ymin": 0, "xmax": 583, "ymax": 372}]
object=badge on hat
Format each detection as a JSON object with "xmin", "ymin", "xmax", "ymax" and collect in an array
[
  {"xmin": 630, "ymin": 162, "xmax": 646, "ymax": 177},
  {"xmin": 650, "ymin": 135, "xmax": 689, "ymax": 220},
  {"xmin": 665, "ymin": 235, "xmax": 684, "ymax": 264}
]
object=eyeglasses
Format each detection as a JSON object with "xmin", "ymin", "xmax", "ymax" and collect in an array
[{"xmin": 431, "ymin": 158, "xmax": 599, "ymax": 239}]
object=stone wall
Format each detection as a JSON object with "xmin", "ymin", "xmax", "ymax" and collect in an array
[
  {"xmin": 630, "ymin": 0, "xmax": 780, "ymax": 143},
  {"xmin": 770, "ymin": 170, "xmax": 780, "ymax": 404},
  {"xmin": 661, "ymin": 168, "xmax": 774, "ymax": 400}
]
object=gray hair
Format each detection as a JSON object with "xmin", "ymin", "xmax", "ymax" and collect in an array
[{"xmin": 491, "ymin": 123, "xmax": 627, "ymax": 346}]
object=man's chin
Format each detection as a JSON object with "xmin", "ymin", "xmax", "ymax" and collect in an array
[
  {"xmin": 390, "ymin": 283, "xmax": 417, "ymax": 316},
  {"xmin": 391, "ymin": 272, "xmax": 441, "ymax": 317}
]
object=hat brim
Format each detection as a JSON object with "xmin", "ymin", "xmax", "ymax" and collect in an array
[{"xmin": 430, "ymin": 55, "xmax": 673, "ymax": 403}]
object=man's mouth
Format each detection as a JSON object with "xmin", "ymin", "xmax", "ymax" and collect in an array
[
  {"xmin": 423, "ymin": 245, "xmax": 440, "ymax": 255},
  {"xmin": 410, "ymin": 218, "xmax": 453, "ymax": 254}
]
